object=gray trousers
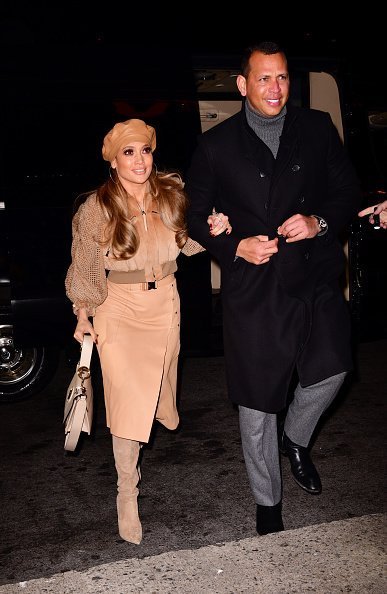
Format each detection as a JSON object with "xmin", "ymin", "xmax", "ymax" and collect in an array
[{"xmin": 239, "ymin": 372, "xmax": 347, "ymax": 506}]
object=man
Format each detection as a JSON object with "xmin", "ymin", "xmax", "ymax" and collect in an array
[{"xmin": 185, "ymin": 41, "xmax": 361, "ymax": 535}]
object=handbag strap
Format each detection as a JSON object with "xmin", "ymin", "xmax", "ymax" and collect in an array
[{"xmin": 79, "ymin": 334, "xmax": 93, "ymax": 370}]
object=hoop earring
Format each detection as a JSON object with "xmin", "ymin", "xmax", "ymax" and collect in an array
[{"xmin": 109, "ymin": 166, "xmax": 118, "ymax": 184}]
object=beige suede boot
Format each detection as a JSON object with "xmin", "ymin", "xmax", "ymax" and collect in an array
[{"xmin": 112, "ymin": 436, "xmax": 142, "ymax": 545}]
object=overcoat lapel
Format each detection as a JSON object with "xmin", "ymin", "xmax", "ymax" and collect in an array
[
  {"xmin": 272, "ymin": 108, "xmax": 300, "ymax": 187},
  {"xmin": 239, "ymin": 118, "xmax": 276, "ymax": 177}
]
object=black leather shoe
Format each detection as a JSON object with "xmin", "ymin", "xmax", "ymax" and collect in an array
[
  {"xmin": 256, "ymin": 502, "xmax": 284, "ymax": 535},
  {"xmin": 280, "ymin": 433, "xmax": 322, "ymax": 494}
]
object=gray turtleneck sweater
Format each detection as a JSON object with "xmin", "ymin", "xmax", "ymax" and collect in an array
[
  {"xmin": 245, "ymin": 98, "xmax": 286, "ymax": 158},
  {"xmin": 245, "ymin": 99, "xmax": 328, "ymax": 234}
]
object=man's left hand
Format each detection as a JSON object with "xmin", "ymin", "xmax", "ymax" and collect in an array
[{"xmin": 277, "ymin": 214, "xmax": 320, "ymax": 243}]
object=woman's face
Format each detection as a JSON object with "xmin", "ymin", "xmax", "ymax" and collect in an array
[{"xmin": 112, "ymin": 141, "xmax": 153, "ymax": 188}]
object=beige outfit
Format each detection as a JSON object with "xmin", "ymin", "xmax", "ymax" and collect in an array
[{"xmin": 65, "ymin": 192, "xmax": 203, "ymax": 443}]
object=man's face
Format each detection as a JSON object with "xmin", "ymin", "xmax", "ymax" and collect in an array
[{"xmin": 237, "ymin": 51, "xmax": 290, "ymax": 117}]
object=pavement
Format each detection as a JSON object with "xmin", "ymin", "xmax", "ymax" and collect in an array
[
  {"xmin": 0, "ymin": 514, "xmax": 385, "ymax": 593},
  {"xmin": 0, "ymin": 337, "xmax": 386, "ymax": 593}
]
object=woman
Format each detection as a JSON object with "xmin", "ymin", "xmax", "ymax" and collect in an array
[{"xmin": 65, "ymin": 118, "xmax": 230, "ymax": 545}]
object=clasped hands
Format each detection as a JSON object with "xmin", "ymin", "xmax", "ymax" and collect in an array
[{"xmin": 236, "ymin": 214, "xmax": 320, "ymax": 265}]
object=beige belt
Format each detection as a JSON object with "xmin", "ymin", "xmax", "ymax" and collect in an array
[{"xmin": 108, "ymin": 272, "xmax": 175, "ymax": 291}]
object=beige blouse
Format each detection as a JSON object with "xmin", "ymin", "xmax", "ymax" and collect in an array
[{"xmin": 65, "ymin": 193, "xmax": 204, "ymax": 316}]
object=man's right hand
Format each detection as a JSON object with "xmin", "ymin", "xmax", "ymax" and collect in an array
[{"xmin": 236, "ymin": 235, "xmax": 278, "ymax": 265}]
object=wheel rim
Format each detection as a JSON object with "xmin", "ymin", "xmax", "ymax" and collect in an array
[{"xmin": 0, "ymin": 325, "xmax": 38, "ymax": 387}]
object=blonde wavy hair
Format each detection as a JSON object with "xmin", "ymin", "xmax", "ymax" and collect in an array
[{"xmin": 95, "ymin": 168, "xmax": 188, "ymax": 259}]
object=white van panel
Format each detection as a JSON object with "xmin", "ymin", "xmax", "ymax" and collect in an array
[
  {"xmin": 199, "ymin": 100, "xmax": 242, "ymax": 133},
  {"xmin": 310, "ymin": 72, "xmax": 344, "ymax": 141}
]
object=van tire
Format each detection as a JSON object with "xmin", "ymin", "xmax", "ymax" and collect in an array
[{"xmin": 0, "ymin": 325, "xmax": 59, "ymax": 403}]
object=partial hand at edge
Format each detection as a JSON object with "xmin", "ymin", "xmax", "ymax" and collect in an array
[{"xmin": 358, "ymin": 201, "xmax": 387, "ymax": 229}]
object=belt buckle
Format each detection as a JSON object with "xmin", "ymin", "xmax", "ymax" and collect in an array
[{"xmin": 147, "ymin": 281, "xmax": 157, "ymax": 290}]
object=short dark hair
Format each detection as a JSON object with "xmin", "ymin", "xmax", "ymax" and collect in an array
[{"xmin": 240, "ymin": 41, "xmax": 285, "ymax": 77}]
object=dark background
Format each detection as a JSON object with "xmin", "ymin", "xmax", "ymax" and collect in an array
[
  {"xmin": 1, "ymin": 10, "xmax": 384, "ymax": 149},
  {"xmin": 0, "ymin": 6, "xmax": 383, "ymax": 68}
]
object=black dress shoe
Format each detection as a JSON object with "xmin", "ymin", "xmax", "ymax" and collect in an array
[
  {"xmin": 280, "ymin": 433, "xmax": 322, "ymax": 495},
  {"xmin": 256, "ymin": 502, "xmax": 284, "ymax": 535}
]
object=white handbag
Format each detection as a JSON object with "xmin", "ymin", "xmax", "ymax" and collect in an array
[{"xmin": 63, "ymin": 335, "xmax": 94, "ymax": 451}]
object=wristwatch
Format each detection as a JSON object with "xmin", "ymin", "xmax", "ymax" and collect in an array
[{"xmin": 311, "ymin": 215, "xmax": 328, "ymax": 236}]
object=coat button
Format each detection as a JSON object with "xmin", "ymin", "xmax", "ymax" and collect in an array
[
  {"xmin": 259, "ymin": 171, "xmax": 266, "ymax": 178},
  {"xmin": 292, "ymin": 164, "xmax": 301, "ymax": 172},
  {"xmin": 264, "ymin": 202, "xmax": 268, "ymax": 210},
  {"xmin": 304, "ymin": 252, "xmax": 310, "ymax": 260},
  {"xmin": 299, "ymin": 196, "xmax": 305, "ymax": 203}
]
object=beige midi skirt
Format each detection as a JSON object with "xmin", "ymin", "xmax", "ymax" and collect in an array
[{"xmin": 93, "ymin": 276, "xmax": 180, "ymax": 443}]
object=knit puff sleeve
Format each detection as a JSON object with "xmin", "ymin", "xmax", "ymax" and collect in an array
[
  {"xmin": 181, "ymin": 237, "xmax": 205, "ymax": 256},
  {"xmin": 65, "ymin": 195, "xmax": 108, "ymax": 317}
]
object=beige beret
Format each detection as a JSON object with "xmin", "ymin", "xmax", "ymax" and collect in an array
[{"xmin": 102, "ymin": 119, "xmax": 156, "ymax": 162}]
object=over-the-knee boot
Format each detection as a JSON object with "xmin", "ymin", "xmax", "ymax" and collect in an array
[{"xmin": 112, "ymin": 435, "xmax": 142, "ymax": 545}]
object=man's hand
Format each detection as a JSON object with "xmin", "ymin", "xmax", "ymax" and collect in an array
[
  {"xmin": 277, "ymin": 214, "xmax": 320, "ymax": 242},
  {"xmin": 236, "ymin": 235, "xmax": 278, "ymax": 265}
]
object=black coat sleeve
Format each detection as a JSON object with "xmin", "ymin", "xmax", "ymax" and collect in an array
[
  {"xmin": 185, "ymin": 136, "xmax": 241, "ymax": 269},
  {"xmin": 316, "ymin": 113, "xmax": 362, "ymax": 237}
]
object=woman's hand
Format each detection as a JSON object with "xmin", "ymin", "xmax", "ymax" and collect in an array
[
  {"xmin": 207, "ymin": 209, "xmax": 232, "ymax": 236},
  {"xmin": 358, "ymin": 200, "xmax": 387, "ymax": 229},
  {"xmin": 74, "ymin": 308, "xmax": 98, "ymax": 344}
]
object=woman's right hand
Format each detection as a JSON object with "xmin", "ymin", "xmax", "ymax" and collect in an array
[
  {"xmin": 208, "ymin": 210, "xmax": 232, "ymax": 236},
  {"xmin": 74, "ymin": 309, "xmax": 98, "ymax": 344}
]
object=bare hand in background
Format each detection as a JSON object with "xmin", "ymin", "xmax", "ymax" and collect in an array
[{"xmin": 358, "ymin": 200, "xmax": 387, "ymax": 229}]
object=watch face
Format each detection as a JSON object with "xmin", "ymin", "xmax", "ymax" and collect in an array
[{"xmin": 313, "ymin": 215, "xmax": 328, "ymax": 234}]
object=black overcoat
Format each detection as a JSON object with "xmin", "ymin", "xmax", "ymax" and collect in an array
[{"xmin": 185, "ymin": 105, "xmax": 362, "ymax": 412}]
